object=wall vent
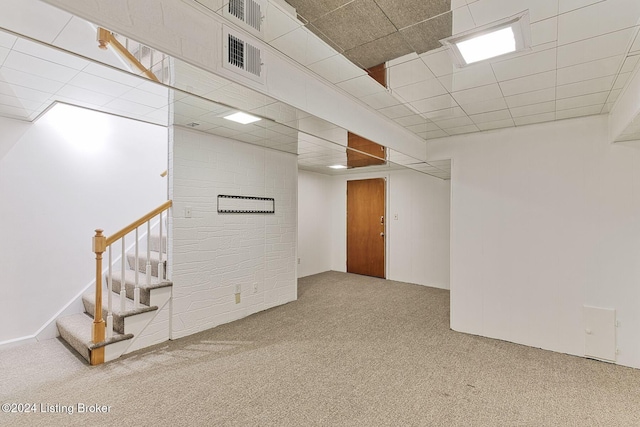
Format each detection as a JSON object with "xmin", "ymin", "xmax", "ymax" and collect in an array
[
  {"xmin": 222, "ymin": 26, "xmax": 265, "ymax": 84},
  {"xmin": 224, "ymin": 0, "xmax": 264, "ymax": 37}
]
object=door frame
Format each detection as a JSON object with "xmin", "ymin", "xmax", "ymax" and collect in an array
[{"xmin": 345, "ymin": 174, "xmax": 389, "ymax": 278}]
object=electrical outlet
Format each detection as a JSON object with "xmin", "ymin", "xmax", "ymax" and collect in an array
[
  {"xmin": 185, "ymin": 207, "xmax": 192, "ymax": 218},
  {"xmin": 253, "ymin": 282, "xmax": 258, "ymax": 294}
]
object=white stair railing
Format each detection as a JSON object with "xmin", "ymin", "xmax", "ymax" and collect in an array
[{"xmin": 91, "ymin": 200, "xmax": 172, "ymax": 365}]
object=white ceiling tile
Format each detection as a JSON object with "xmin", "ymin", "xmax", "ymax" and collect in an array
[
  {"xmin": 394, "ymin": 115, "xmax": 427, "ymax": 126},
  {"xmin": 432, "ymin": 115, "xmax": 474, "ymax": 129},
  {"xmin": 120, "ymin": 88, "xmax": 169, "ymax": 109},
  {"xmin": 558, "ymin": 0, "xmax": 640, "ymax": 45},
  {"xmin": 0, "ymin": 102, "xmax": 32, "ymax": 119},
  {"xmin": 0, "ymin": 82, "xmax": 51, "ymax": 103},
  {"xmin": 420, "ymin": 49, "xmax": 455, "ymax": 77},
  {"xmin": 410, "ymin": 94, "xmax": 458, "ymax": 113},
  {"xmin": 630, "ymin": 31, "xmax": 640, "ymax": 54},
  {"xmin": 3, "ymin": 51, "xmax": 79, "ymax": 84},
  {"xmin": 0, "ymin": 0, "xmax": 72, "ymax": 44},
  {"xmin": 270, "ymin": 27, "xmax": 308, "ymax": 65},
  {"xmin": 55, "ymin": 85, "xmax": 115, "ymax": 106},
  {"xmin": 460, "ymin": 97, "xmax": 509, "ymax": 115},
  {"xmin": 510, "ymin": 101, "xmax": 556, "ymax": 117},
  {"xmin": 469, "ymin": 109, "xmax": 512, "ymax": 124},
  {"xmin": 556, "ymin": 91, "xmax": 608, "ymax": 110},
  {"xmin": 0, "ymin": 31, "xmax": 17, "ymax": 49},
  {"xmin": 307, "ymin": 54, "xmax": 366, "ymax": 83},
  {"xmin": 498, "ymin": 70, "xmax": 556, "ymax": 96},
  {"xmin": 559, "ymin": 0, "xmax": 605, "ymax": 14},
  {"xmin": 556, "ymin": 55, "xmax": 624, "ymax": 85},
  {"xmin": 143, "ymin": 108, "xmax": 170, "ymax": 126},
  {"xmin": 0, "ymin": 93, "xmax": 43, "ymax": 110},
  {"xmin": 620, "ymin": 56, "xmax": 640, "ymax": 73},
  {"xmin": 422, "ymin": 129, "xmax": 449, "ymax": 140},
  {"xmin": 0, "ymin": 47, "xmax": 8, "ymax": 66},
  {"xmin": 264, "ymin": 3, "xmax": 301, "ymax": 42},
  {"xmin": 406, "ymin": 122, "xmax": 441, "ymax": 133},
  {"xmin": 305, "ymin": 32, "xmax": 339, "ymax": 66},
  {"xmin": 451, "ymin": 83, "xmax": 503, "ymax": 105},
  {"xmin": 468, "ymin": 0, "xmax": 558, "ymax": 26},
  {"xmin": 378, "ymin": 104, "xmax": 415, "ymax": 119},
  {"xmin": 556, "ymin": 75, "xmax": 615, "ymax": 99},
  {"xmin": 477, "ymin": 118, "xmax": 516, "ymax": 131},
  {"xmin": 491, "ymin": 48, "xmax": 557, "ymax": 81},
  {"xmin": 337, "ymin": 75, "xmax": 385, "ymax": 98},
  {"xmin": 438, "ymin": 64, "xmax": 497, "ymax": 92},
  {"xmin": 424, "ymin": 106, "xmax": 468, "ymax": 121},
  {"xmin": 447, "ymin": 124, "xmax": 480, "ymax": 135},
  {"xmin": 392, "ymin": 79, "xmax": 448, "ymax": 102},
  {"xmin": 452, "ymin": 5, "xmax": 476, "ymax": 35},
  {"xmin": 505, "ymin": 88, "xmax": 556, "ymax": 108},
  {"xmin": 12, "ymin": 39, "xmax": 89, "ymax": 70},
  {"xmin": 613, "ymin": 72, "xmax": 631, "ymax": 90},
  {"xmin": 531, "ymin": 17, "xmax": 558, "ymax": 46},
  {"xmin": 83, "ymin": 63, "xmax": 148, "ymax": 88},
  {"xmin": 557, "ymin": 29, "xmax": 634, "ymax": 68},
  {"xmin": 0, "ymin": 67, "xmax": 64, "ymax": 93},
  {"xmin": 556, "ymin": 104, "xmax": 603, "ymax": 120},
  {"xmin": 388, "ymin": 52, "xmax": 420, "ymax": 68},
  {"xmin": 67, "ymin": 72, "xmax": 133, "ymax": 97},
  {"xmin": 361, "ymin": 91, "xmax": 400, "ymax": 109},
  {"xmin": 514, "ymin": 112, "xmax": 556, "ymax": 126},
  {"xmin": 607, "ymin": 89, "xmax": 622, "ymax": 104},
  {"xmin": 388, "ymin": 58, "xmax": 435, "ymax": 89},
  {"xmin": 137, "ymin": 80, "xmax": 170, "ymax": 98}
]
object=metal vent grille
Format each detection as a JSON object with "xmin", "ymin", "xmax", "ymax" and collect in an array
[
  {"xmin": 246, "ymin": 0, "xmax": 262, "ymax": 32},
  {"xmin": 226, "ymin": 33, "xmax": 262, "ymax": 78},
  {"xmin": 246, "ymin": 43, "xmax": 261, "ymax": 76},
  {"xmin": 228, "ymin": 34, "xmax": 244, "ymax": 70},
  {"xmin": 229, "ymin": 0, "xmax": 244, "ymax": 21}
]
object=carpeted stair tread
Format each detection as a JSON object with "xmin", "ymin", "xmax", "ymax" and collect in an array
[
  {"xmin": 83, "ymin": 289, "xmax": 158, "ymax": 334},
  {"xmin": 110, "ymin": 270, "xmax": 172, "ymax": 306},
  {"xmin": 149, "ymin": 233, "xmax": 167, "ymax": 254},
  {"xmin": 56, "ymin": 313, "xmax": 133, "ymax": 363},
  {"xmin": 127, "ymin": 250, "xmax": 164, "ymax": 277}
]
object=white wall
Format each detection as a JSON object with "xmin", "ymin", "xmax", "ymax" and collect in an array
[
  {"xmin": 0, "ymin": 104, "xmax": 167, "ymax": 343},
  {"xmin": 170, "ymin": 126, "xmax": 297, "ymax": 339},
  {"xmin": 428, "ymin": 115, "xmax": 640, "ymax": 369},
  {"xmin": 297, "ymin": 170, "xmax": 332, "ymax": 277},
  {"xmin": 327, "ymin": 169, "xmax": 451, "ymax": 289}
]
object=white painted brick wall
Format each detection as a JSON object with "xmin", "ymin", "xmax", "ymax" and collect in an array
[{"xmin": 170, "ymin": 126, "xmax": 297, "ymax": 339}]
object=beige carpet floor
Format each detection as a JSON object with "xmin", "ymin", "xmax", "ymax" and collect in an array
[{"xmin": 2, "ymin": 271, "xmax": 640, "ymax": 426}]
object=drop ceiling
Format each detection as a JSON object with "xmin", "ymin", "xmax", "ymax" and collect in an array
[
  {"xmin": 263, "ymin": 0, "xmax": 640, "ymax": 139},
  {"xmin": 0, "ymin": 3, "xmax": 449, "ymax": 178}
]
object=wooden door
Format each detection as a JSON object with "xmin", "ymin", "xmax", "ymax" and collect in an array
[{"xmin": 347, "ymin": 178, "xmax": 385, "ymax": 278}]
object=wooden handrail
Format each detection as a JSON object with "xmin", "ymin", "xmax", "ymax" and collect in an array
[
  {"xmin": 106, "ymin": 200, "xmax": 172, "ymax": 246},
  {"xmin": 97, "ymin": 27, "xmax": 160, "ymax": 83}
]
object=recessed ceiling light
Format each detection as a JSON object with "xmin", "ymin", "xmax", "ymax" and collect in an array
[
  {"xmin": 224, "ymin": 112, "xmax": 261, "ymax": 124},
  {"xmin": 456, "ymin": 27, "xmax": 515, "ymax": 64},
  {"xmin": 441, "ymin": 11, "xmax": 531, "ymax": 67},
  {"xmin": 328, "ymin": 165, "xmax": 347, "ymax": 169}
]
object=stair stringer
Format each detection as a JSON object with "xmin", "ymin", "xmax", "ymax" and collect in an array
[{"xmin": 120, "ymin": 286, "xmax": 172, "ymax": 355}]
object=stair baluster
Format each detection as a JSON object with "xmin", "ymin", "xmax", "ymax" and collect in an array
[
  {"xmin": 146, "ymin": 221, "xmax": 152, "ymax": 288},
  {"xmin": 120, "ymin": 237, "xmax": 126, "ymax": 312},
  {"xmin": 106, "ymin": 245, "xmax": 113, "ymax": 339},
  {"xmin": 134, "ymin": 227, "xmax": 140, "ymax": 308},
  {"xmin": 158, "ymin": 211, "xmax": 164, "ymax": 281}
]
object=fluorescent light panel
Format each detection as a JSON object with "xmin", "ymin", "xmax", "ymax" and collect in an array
[
  {"xmin": 224, "ymin": 112, "xmax": 261, "ymax": 124},
  {"xmin": 456, "ymin": 27, "xmax": 515, "ymax": 64}
]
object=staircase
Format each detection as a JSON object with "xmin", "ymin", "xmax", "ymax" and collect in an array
[{"xmin": 56, "ymin": 202, "xmax": 172, "ymax": 364}]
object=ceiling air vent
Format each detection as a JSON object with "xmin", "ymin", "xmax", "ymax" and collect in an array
[
  {"xmin": 222, "ymin": 26, "xmax": 265, "ymax": 84},
  {"xmin": 224, "ymin": 0, "xmax": 264, "ymax": 38}
]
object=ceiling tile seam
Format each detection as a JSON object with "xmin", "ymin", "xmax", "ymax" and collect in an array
[
  {"xmin": 50, "ymin": 16, "xmax": 75, "ymax": 49},
  {"xmin": 383, "ymin": 88, "xmax": 449, "ymax": 138},
  {"xmin": 556, "ymin": 25, "xmax": 640, "ymax": 49},
  {"xmin": 303, "ymin": 0, "xmax": 358, "ymax": 25},
  {"xmin": 394, "ymin": 9, "xmax": 452, "ymax": 32},
  {"xmin": 370, "ymin": 0, "xmax": 400, "ymax": 32},
  {"xmin": 488, "ymin": 63, "xmax": 515, "ymax": 123}
]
